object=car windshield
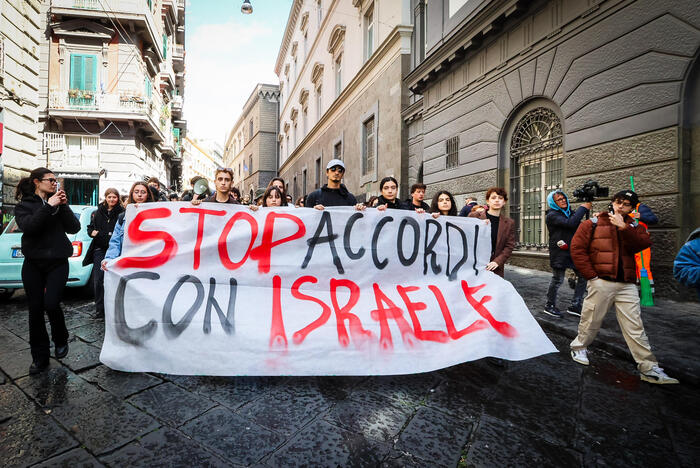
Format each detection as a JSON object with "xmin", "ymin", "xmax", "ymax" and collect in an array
[{"xmin": 2, "ymin": 211, "xmax": 81, "ymax": 235}]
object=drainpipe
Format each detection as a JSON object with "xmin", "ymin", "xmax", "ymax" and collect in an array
[{"xmin": 275, "ymin": 90, "xmax": 280, "ymax": 176}]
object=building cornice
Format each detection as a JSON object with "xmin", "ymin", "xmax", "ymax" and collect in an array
[
  {"xmin": 279, "ymin": 24, "xmax": 413, "ymax": 174},
  {"xmin": 274, "ymin": 0, "xmax": 304, "ymax": 75},
  {"xmin": 405, "ymin": 0, "xmax": 526, "ymax": 93}
]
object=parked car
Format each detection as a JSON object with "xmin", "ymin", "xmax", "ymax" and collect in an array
[{"xmin": 0, "ymin": 205, "xmax": 97, "ymax": 301}]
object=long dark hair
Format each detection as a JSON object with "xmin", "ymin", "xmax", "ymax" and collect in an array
[
  {"xmin": 262, "ymin": 186, "xmax": 287, "ymax": 207},
  {"xmin": 126, "ymin": 181, "xmax": 154, "ymax": 205},
  {"xmin": 15, "ymin": 167, "xmax": 54, "ymax": 200},
  {"xmin": 430, "ymin": 190, "xmax": 457, "ymax": 216}
]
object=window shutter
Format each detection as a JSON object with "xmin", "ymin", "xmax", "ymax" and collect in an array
[
  {"xmin": 83, "ymin": 55, "xmax": 97, "ymax": 91},
  {"xmin": 70, "ymin": 55, "xmax": 83, "ymax": 89},
  {"xmin": 163, "ymin": 34, "xmax": 167, "ymax": 58}
]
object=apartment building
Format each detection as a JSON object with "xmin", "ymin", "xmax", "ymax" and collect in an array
[
  {"xmin": 404, "ymin": 0, "xmax": 700, "ymax": 296},
  {"xmin": 0, "ymin": 0, "xmax": 41, "ymax": 223},
  {"xmin": 275, "ymin": 0, "xmax": 413, "ymax": 202},
  {"xmin": 37, "ymin": 0, "xmax": 187, "ymax": 204},
  {"xmin": 180, "ymin": 136, "xmax": 223, "ymax": 193},
  {"xmin": 223, "ymin": 83, "xmax": 279, "ymax": 203}
]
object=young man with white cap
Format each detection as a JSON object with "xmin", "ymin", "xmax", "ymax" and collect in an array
[{"xmin": 305, "ymin": 159, "xmax": 365, "ymax": 210}]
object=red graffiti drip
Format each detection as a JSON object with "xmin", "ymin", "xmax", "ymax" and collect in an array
[
  {"xmin": 330, "ymin": 278, "xmax": 373, "ymax": 347},
  {"xmin": 116, "ymin": 208, "xmax": 177, "ymax": 269},
  {"xmin": 291, "ymin": 276, "xmax": 331, "ymax": 345},
  {"xmin": 370, "ymin": 283, "xmax": 416, "ymax": 350},
  {"xmin": 250, "ymin": 212, "xmax": 306, "ymax": 274},
  {"xmin": 428, "ymin": 285, "xmax": 489, "ymax": 339},
  {"xmin": 396, "ymin": 286, "xmax": 449, "ymax": 343},
  {"xmin": 460, "ymin": 281, "xmax": 518, "ymax": 338},
  {"xmin": 218, "ymin": 211, "xmax": 258, "ymax": 270},
  {"xmin": 179, "ymin": 207, "xmax": 226, "ymax": 270},
  {"xmin": 269, "ymin": 275, "xmax": 288, "ymax": 349}
]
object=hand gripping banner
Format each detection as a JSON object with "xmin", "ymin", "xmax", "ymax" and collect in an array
[{"xmin": 101, "ymin": 203, "xmax": 556, "ymax": 375}]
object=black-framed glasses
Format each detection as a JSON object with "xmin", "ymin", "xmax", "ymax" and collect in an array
[{"xmin": 41, "ymin": 178, "xmax": 58, "ymax": 184}]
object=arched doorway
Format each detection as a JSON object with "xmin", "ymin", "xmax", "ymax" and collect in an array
[
  {"xmin": 681, "ymin": 54, "xmax": 700, "ymax": 240},
  {"xmin": 507, "ymin": 106, "xmax": 564, "ymax": 249}
]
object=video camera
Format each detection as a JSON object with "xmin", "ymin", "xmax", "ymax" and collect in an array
[{"xmin": 573, "ymin": 179, "xmax": 609, "ymax": 202}]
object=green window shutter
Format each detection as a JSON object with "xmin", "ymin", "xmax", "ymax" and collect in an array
[
  {"xmin": 69, "ymin": 54, "xmax": 97, "ymax": 91},
  {"xmin": 162, "ymin": 34, "xmax": 167, "ymax": 58},
  {"xmin": 83, "ymin": 55, "xmax": 97, "ymax": 91},
  {"xmin": 70, "ymin": 55, "xmax": 84, "ymax": 89},
  {"xmin": 145, "ymin": 76, "xmax": 152, "ymax": 98}
]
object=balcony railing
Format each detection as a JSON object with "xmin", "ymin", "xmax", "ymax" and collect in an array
[{"xmin": 43, "ymin": 133, "xmax": 100, "ymax": 171}]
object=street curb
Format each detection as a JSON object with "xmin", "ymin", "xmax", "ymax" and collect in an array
[{"xmin": 535, "ymin": 317, "xmax": 699, "ymax": 387}]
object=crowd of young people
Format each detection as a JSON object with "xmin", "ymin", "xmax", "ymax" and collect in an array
[{"xmin": 12, "ymin": 165, "xmax": 695, "ymax": 384}]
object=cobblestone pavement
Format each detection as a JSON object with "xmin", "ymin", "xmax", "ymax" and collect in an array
[{"xmin": 1, "ymin": 269, "xmax": 699, "ymax": 467}]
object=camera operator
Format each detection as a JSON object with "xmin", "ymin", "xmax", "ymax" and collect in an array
[
  {"xmin": 543, "ymin": 190, "xmax": 591, "ymax": 318},
  {"xmin": 569, "ymin": 190, "xmax": 678, "ymax": 384},
  {"xmin": 14, "ymin": 168, "xmax": 81, "ymax": 373}
]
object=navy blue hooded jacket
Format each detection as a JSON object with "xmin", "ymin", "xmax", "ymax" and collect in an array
[{"xmin": 545, "ymin": 191, "xmax": 589, "ymax": 269}]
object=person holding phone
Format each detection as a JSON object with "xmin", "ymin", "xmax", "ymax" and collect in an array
[{"xmin": 14, "ymin": 167, "xmax": 81, "ymax": 374}]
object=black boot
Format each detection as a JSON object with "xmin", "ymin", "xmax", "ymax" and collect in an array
[
  {"xmin": 55, "ymin": 342, "xmax": 69, "ymax": 359},
  {"xmin": 29, "ymin": 359, "xmax": 50, "ymax": 374}
]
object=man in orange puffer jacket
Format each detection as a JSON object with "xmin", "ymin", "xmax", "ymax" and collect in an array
[{"xmin": 568, "ymin": 190, "xmax": 678, "ymax": 384}]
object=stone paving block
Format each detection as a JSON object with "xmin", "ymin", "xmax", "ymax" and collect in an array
[
  {"xmin": 80, "ymin": 365, "xmax": 162, "ymax": 398},
  {"xmin": 0, "ymin": 383, "xmax": 36, "ymax": 423},
  {"xmin": 380, "ymin": 451, "xmax": 426, "ymax": 468},
  {"xmin": 0, "ymin": 409, "xmax": 78, "ymax": 468},
  {"xmin": 0, "ymin": 327, "xmax": 28, "ymax": 354},
  {"xmin": 33, "ymin": 447, "xmax": 105, "ymax": 467},
  {"xmin": 237, "ymin": 380, "xmax": 331, "ymax": 436},
  {"xmin": 424, "ymin": 378, "xmax": 486, "ymax": 421},
  {"xmin": 396, "ymin": 406, "xmax": 473, "ymax": 466},
  {"xmin": 266, "ymin": 419, "xmax": 390, "ymax": 467},
  {"xmin": 60, "ymin": 338, "xmax": 102, "ymax": 372},
  {"xmin": 351, "ymin": 373, "xmax": 439, "ymax": 405},
  {"xmin": 127, "ymin": 382, "xmax": 217, "ymax": 427},
  {"xmin": 18, "ymin": 366, "xmax": 160, "ymax": 455},
  {"xmin": 324, "ymin": 392, "xmax": 414, "ymax": 443},
  {"xmin": 70, "ymin": 321, "xmax": 106, "ymax": 345},
  {"xmin": 0, "ymin": 348, "xmax": 33, "ymax": 380},
  {"xmin": 168, "ymin": 375, "xmax": 288, "ymax": 410},
  {"xmin": 100, "ymin": 427, "xmax": 232, "ymax": 468},
  {"xmin": 181, "ymin": 406, "xmax": 285, "ymax": 466},
  {"xmin": 465, "ymin": 414, "xmax": 581, "ymax": 467},
  {"xmin": 0, "ymin": 309, "xmax": 30, "ymax": 336},
  {"xmin": 63, "ymin": 311, "xmax": 97, "ymax": 331}
]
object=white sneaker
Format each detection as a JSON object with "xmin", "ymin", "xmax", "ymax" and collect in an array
[
  {"xmin": 571, "ymin": 348, "xmax": 589, "ymax": 366},
  {"xmin": 641, "ymin": 366, "xmax": 679, "ymax": 385}
]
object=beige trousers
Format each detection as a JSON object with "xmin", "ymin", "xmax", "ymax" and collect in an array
[{"xmin": 570, "ymin": 278, "xmax": 657, "ymax": 373}]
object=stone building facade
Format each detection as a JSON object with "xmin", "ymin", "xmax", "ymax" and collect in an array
[
  {"xmin": 275, "ymin": 0, "xmax": 413, "ymax": 202},
  {"xmin": 404, "ymin": 0, "xmax": 700, "ymax": 297},
  {"xmin": 180, "ymin": 136, "xmax": 223, "ymax": 193},
  {"xmin": 37, "ymin": 0, "xmax": 187, "ymax": 203},
  {"xmin": 223, "ymin": 83, "xmax": 279, "ymax": 203},
  {"xmin": 0, "ymin": 0, "xmax": 41, "ymax": 225}
]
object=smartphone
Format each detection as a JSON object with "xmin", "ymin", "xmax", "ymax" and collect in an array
[{"xmin": 56, "ymin": 181, "xmax": 61, "ymax": 192}]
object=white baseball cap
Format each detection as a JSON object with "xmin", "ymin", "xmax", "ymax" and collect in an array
[{"xmin": 326, "ymin": 159, "xmax": 345, "ymax": 170}]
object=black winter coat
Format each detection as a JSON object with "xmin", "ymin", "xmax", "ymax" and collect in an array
[
  {"xmin": 545, "ymin": 205, "xmax": 589, "ymax": 269},
  {"xmin": 377, "ymin": 196, "xmax": 407, "ymax": 210},
  {"xmin": 306, "ymin": 184, "xmax": 357, "ymax": 207},
  {"xmin": 14, "ymin": 194, "xmax": 81, "ymax": 260},
  {"xmin": 83, "ymin": 203, "xmax": 124, "ymax": 266}
]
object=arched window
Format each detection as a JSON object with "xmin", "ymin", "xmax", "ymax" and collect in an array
[{"xmin": 509, "ymin": 107, "xmax": 563, "ymax": 248}]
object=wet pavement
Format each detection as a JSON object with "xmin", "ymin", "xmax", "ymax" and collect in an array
[{"xmin": 1, "ymin": 268, "xmax": 699, "ymax": 467}]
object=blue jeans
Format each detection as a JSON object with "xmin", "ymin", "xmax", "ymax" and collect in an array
[{"xmin": 546, "ymin": 267, "xmax": 587, "ymax": 310}]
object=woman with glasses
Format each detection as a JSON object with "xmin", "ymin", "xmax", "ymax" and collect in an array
[
  {"xmin": 14, "ymin": 167, "xmax": 81, "ymax": 374},
  {"xmin": 102, "ymin": 181, "xmax": 154, "ymax": 270}
]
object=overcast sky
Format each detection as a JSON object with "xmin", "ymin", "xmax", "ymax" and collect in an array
[{"xmin": 184, "ymin": 0, "xmax": 292, "ymax": 145}]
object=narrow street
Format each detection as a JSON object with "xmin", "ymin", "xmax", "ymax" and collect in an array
[{"xmin": 2, "ymin": 267, "xmax": 697, "ymax": 467}]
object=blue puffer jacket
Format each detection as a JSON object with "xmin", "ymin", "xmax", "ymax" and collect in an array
[
  {"xmin": 545, "ymin": 191, "xmax": 589, "ymax": 269},
  {"xmin": 674, "ymin": 228, "xmax": 700, "ymax": 300}
]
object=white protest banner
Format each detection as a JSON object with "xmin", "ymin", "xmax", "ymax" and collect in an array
[{"xmin": 101, "ymin": 202, "xmax": 556, "ymax": 375}]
